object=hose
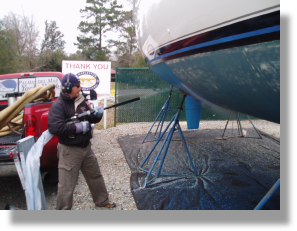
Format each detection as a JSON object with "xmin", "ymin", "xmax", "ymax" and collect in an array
[{"xmin": 0, "ymin": 84, "xmax": 56, "ymax": 137}]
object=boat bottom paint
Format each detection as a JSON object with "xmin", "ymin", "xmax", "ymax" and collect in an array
[{"xmin": 149, "ymin": 40, "xmax": 280, "ymax": 123}]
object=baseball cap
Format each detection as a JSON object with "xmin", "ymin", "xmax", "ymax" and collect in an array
[{"xmin": 61, "ymin": 73, "xmax": 81, "ymax": 87}]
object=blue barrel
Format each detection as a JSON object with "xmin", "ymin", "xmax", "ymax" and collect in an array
[{"xmin": 185, "ymin": 95, "xmax": 201, "ymax": 129}]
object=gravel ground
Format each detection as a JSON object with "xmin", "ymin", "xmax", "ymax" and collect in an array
[{"xmin": 0, "ymin": 120, "xmax": 280, "ymax": 210}]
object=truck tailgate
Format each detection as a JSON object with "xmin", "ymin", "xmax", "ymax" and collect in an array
[
  {"xmin": 24, "ymin": 102, "xmax": 59, "ymax": 168},
  {"xmin": 40, "ymin": 111, "xmax": 59, "ymax": 168},
  {"xmin": 0, "ymin": 133, "xmax": 20, "ymax": 161}
]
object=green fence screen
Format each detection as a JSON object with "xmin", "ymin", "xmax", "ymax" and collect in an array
[{"xmin": 114, "ymin": 67, "xmax": 253, "ymax": 125}]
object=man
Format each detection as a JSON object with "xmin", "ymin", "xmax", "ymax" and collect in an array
[{"xmin": 48, "ymin": 73, "xmax": 115, "ymax": 210}]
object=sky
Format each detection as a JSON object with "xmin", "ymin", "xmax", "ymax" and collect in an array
[
  {"xmin": 0, "ymin": 1, "xmax": 292, "ymax": 57},
  {"xmin": 0, "ymin": 0, "xmax": 133, "ymax": 55},
  {"xmin": 1, "ymin": 1, "xmax": 289, "ymax": 58}
]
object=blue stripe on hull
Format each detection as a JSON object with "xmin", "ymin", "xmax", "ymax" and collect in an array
[
  {"xmin": 148, "ymin": 25, "xmax": 280, "ymax": 66},
  {"xmin": 149, "ymin": 40, "xmax": 280, "ymax": 123}
]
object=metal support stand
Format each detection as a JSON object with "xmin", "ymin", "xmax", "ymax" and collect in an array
[
  {"xmin": 140, "ymin": 94, "xmax": 197, "ymax": 188},
  {"xmin": 254, "ymin": 178, "xmax": 280, "ymax": 210},
  {"xmin": 218, "ymin": 111, "xmax": 262, "ymax": 140},
  {"xmin": 142, "ymin": 86, "xmax": 175, "ymax": 143}
]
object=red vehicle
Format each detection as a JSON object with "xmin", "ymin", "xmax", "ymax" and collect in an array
[{"xmin": 0, "ymin": 72, "xmax": 64, "ymax": 178}]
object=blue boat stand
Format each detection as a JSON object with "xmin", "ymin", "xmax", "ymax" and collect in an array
[
  {"xmin": 140, "ymin": 94, "xmax": 278, "ymax": 208},
  {"xmin": 140, "ymin": 94, "xmax": 197, "ymax": 188},
  {"xmin": 218, "ymin": 111, "xmax": 262, "ymax": 140},
  {"xmin": 142, "ymin": 86, "xmax": 180, "ymax": 143},
  {"xmin": 254, "ymin": 178, "xmax": 280, "ymax": 210}
]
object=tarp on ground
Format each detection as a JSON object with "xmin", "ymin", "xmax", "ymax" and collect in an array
[{"xmin": 118, "ymin": 128, "xmax": 280, "ymax": 210}]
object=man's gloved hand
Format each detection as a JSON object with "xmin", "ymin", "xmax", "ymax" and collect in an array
[
  {"xmin": 75, "ymin": 121, "xmax": 90, "ymax": 134},
  {"xmin": 94, "ymin": 106, "xmax": 104, "ymax": 117}
]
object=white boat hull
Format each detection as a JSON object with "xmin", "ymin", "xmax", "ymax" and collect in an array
[{"xmin": 133, "ymin": 0, "xmax": 280, "ymax": 123}]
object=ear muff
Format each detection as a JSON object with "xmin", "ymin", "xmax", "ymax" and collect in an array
[{"xmin": 64, "ymin": 73, "xmax": 72, "ymax": 93}]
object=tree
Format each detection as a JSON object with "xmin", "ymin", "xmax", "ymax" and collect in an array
[
  {"xmin": 38, "ymin": 50, "xmax": 66, "ymax": 72},
  {"xmin": 41, "ymin": 20, "xmax": 65, "ymax": 52},
  {"xmin": 0, "ymin": 21, "xmax": 18, "ymax": 74},
  {"xmin": 129, "ymin": 52, "xmax": 148, "ymax": 68},
  {"xmin": 67, "ymin": 50, "xmax": 88, "ymax": 61},
  {"xmin": 48, "ymin": 50, "xmax": 67, "ymax": 72},
  {"xmin": 118, "ymin": 10, "xmax": 137, "ymax": 56},
  {"xmin": 38, "ymin": 20, "xmax": 66, "ymax": 71},
  {"xmin": 2, "ymin": 12, "xmax": 39, "ymax": 72},
  {"xmin": 75, "ymin": 0, "xmax": 123, "ymax": 61},
  {"xmin": 108, "ymin": 10, "xmax": 141, "ymax": 67}
]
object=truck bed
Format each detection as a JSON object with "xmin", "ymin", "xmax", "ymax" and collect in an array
[{"xmin": 1, "ymin": 101, "xmax": 59, "ymax": 168}]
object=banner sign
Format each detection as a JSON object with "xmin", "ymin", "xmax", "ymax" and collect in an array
[
  {"xmin": 62, "ymin": 61, "xmax": 111, "ymax": 95},
  {"xmin": 0, "ymin": 76, "xmax": 62, "ymax": 99},
  {"xmin": 19, "ymin": 78, "xmax": 36, "ymax": 92},
  {"xmin": 36, "ymin": 77, "xmax": 62, "ymax": 96},
  {"xmin": 0, "ymin": 79, "xmax": 18, "ymax": 93}
]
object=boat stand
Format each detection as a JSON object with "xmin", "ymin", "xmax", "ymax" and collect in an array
[
  {"xmin": 140, "ymin": 94, "xmax": 197, "ymax": 188},
  {"xmin": 217, "ymin": 111, "xmax": 262, "ymax": 140},
  {"xmin": 254, "ymin": 178, "xmax": 280, "ymax": 210},
  {"xmin": 142, "ymin": 86, "xmax": 177, "ymax": 143}
]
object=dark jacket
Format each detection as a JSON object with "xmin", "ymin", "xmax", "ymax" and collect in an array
[{"xmin": 48, "ymin": 92, "xmax": 102, "ymax": 147}]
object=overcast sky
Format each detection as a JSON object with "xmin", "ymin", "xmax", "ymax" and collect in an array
[
  {"xmin": 1, "ymin": 1, "xmax": 291, "ymax": 57},
  {"xmin": 0, "ymin": 0, "xmax": 133, "ymax": 55}
]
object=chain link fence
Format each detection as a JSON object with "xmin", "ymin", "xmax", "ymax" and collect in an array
[{"xmin": 114, "ymin": 68, "xmax": 253, "ymax": 126}]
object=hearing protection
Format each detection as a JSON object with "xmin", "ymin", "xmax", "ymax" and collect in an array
[{"xmin": 64, "ymin": 73, "xmax": 72, "ymax": 93}]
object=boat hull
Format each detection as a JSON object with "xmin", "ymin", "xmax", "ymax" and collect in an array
[
  {"xmin": 134, "ymin": 0, "xmax": 280, "ymax": 123},
  {"xmin": 150, "ymin": 40, "xmax": 280, "ymax": 123}
]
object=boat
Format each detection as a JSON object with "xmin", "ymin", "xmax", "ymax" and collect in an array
[{"xmin": 133, "ymin": 0, "xmax": 280, "ymax": 123}]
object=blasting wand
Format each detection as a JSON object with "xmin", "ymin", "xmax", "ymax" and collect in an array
[
  {"xmin": 65, "ymin": 97, "xmax": 140, "ymax": 122},
  {"xmin": 103, "ymin": 97, "xmax": 140, "ymax": 110}
]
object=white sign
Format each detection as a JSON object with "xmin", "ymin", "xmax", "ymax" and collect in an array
[
  {"xmin": 19, "ymin": 78, "xmax": 36, "ymax": 92},
  {"xmin": 62, "ymin": 60, "xmax": 111, "ymax": 130},
  {"xmin": 0, "ymin": 76, "xmax": 62, "ymax": 99},
  {"xmin": 36, "ymin": 77, "xmax": 62, "ymax": 97},
  {"xmin": 62, "ymin": 61, "xmax": 111, "ymax": 95},
  {"xmin": 0, "ymin": 79, "xmax": 18, "ymax": 93}
]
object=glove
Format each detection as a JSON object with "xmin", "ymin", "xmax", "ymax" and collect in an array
[
  {"xmin": 75, "ymin": 121, "xmax": 90, "ymax": 134},
  {"xmin": 94, "ymin": 106, "xmax": 104, "ymax": 117}
]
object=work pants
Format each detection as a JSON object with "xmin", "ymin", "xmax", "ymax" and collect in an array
[{"xmin": 56, "ymin": 142, "xmax": 109, "ymax": 210}]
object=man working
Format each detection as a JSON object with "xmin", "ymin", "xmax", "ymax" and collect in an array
[{"xmin": 48, "ymin": 73, "xmax": 115, "ymax": 210}]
